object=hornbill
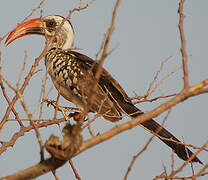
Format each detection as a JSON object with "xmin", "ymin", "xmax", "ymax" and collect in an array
[{"xmin": 5, "ymin": 15, "xmax": 202, "ymax": 163}]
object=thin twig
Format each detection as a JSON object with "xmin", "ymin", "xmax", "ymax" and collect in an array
[
  {"xmin": 22, "ymin": 0, "xmax": 47, "ymax": 23},
  {"xmin": 178, "ymin": 0, "xmax": 189, "ymax": 88},
  {"xmin": 146, "ymin": 56, "xmax": 172, "ymax": 97},
  {"xmin": 53, "ymin": 93, "xmax": 60, "ymax": 120},
  {"xmin": 0, "ymin": 55, "xmax": 23, "ymax": 126},
  {"xmin": 52, "ymin": 170, "xmax": 59, "ymax": 180},
  {"xmin": 17, "ymin": 90, "xmax": 45, "ymax": 161},
  {"xmin": 132, "ymin": 64, "xmax": 181, "ymax": 104},
  {"xmin": 0, "ymin": 117, "xmax": 66, "ymax": 155},
  {"xmin": 79, "ymin": 0, "xmax": 121, "ymax": 125},
  {"xmin": 69, "ymin": 160, "xmax": 82, "ymax": 180},
  {"xmin": 132, "ymin": 93, "xmax": 177, "ymax": 104},
  {"xmin": 150, "ymin": 66, "xmax": 182, "ymax": 97},
  {"xmin": 0, "ymin": 46, "xmax": 45, "ymax": 132},
  {"xmin": 166, "ymin": 141, "xmax": 208, "ymax": 179},
  {"xmin": 0, "ymin": 80, "xmax": 23, "ymax": 126},
  {"xmin": 1, "ymin": 73, "xmax": 45, "ymax": 161},
  {"xmin": 124, "ymin": 109, "xmax": 172, "ymax": 180},
  {"xmin": 37, "ymin": 71, "xmax": 48, "ymax": 119},
  {"xmin": 16, "ymin": 50, "xmax": 28, "ymax": 89}
]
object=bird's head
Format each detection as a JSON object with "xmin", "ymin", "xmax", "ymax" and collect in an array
[{"xmin": 5, "ymin": 15, "xmax": 74, "ymax": 49}]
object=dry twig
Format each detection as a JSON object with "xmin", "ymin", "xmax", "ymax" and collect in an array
[
  {"xmin": 79, "ymin": 0, "xmax": 121, "ymax": 125},
  {"xmin": 69, "ymin": 160, "xmax": 82, "ymax": 180},
  {"xmin": 124, "ymin": 109, "xmax": 172, "ymax": 180},
  {"xmin": 178, "ymin": 0, "xmax": 189, "ymax": 88}
]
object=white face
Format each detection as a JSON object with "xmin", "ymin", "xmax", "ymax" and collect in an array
[{"xmin": 43, "ymin": 15, "xmax": 74, "ymax": 49}]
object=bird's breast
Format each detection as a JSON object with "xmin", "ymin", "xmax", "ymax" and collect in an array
[{"xmin": 45, "ymin": 51, "xmax": 86, "ymax": 109}]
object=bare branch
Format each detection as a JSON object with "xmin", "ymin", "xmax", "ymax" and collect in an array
[
  {"xmin": 1, "ymin": 67, "xmax": 207, "ymax": 179},
  {"xmin": 132, "ymin": 93, "xmax": 177, "ymax": 104},
  {"xmin": 51, "ymin": 170, "xmax": 59, "ymax": 180},
  {"xmin": 22, "ymin": 0, "xmax": 47, "ymax": 22},
  {"xmin": 158, "ymin": 141, "xmax": 208, "ymax": 179},
  {"xmin": 178, "ymin": 0, "xmax": 189, "ymax": 88},
  {"xmin": 37, "ymin": 71, "xmax": 48, "ymax": 119},
  {"xmin": 1, "ymin": 73, "xmax": 45, "ymax": 161},
  {"xmin": 124, "ymin": 109, "xmax": 172, "ymax": 180},
  {"xmin": 0, "ymin": 118, "xmax": 66, "ymax": 155},
  {"xmin": 78, "ymin": 78, "xmax": 208, "ymax": 155},
  {"xmin": 0, "ymin": 123, "xmax": 83, "ymax": 180},
  {"xmin": 0, "ymin": 0, "xmax": 94, "ymax": 132},
  {"xmin": 79, "ymin": 0, "xmax": 121, "ymax": 124},
  {"xmin": 0, "ymin": 54, "xmax": 22, "ymax": 126},
  {"xmin": 69, "ymin": 160, "xmax": 82, "ymax": 180},
  {"xmin": 146, "ymin": 56, "xmax": 172, "ymax": 97}
]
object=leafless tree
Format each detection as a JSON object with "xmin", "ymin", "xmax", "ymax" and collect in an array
[{"xmin": 0, "ymin": 0, "xmax": 207, "ymax": 179}]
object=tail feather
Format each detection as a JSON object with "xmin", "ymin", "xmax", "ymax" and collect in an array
[
  {"xmin": 141, "ymin": 119, "xmax": 202, "ymax": 163},
  {"xmin": 121, "ymin": 101, "xmax": 202, "ymax": 163}
]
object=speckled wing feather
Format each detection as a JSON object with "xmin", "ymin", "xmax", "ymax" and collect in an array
[{"xmin": 45, "ymin": 49, "xmax": 123, "ymax": 121}]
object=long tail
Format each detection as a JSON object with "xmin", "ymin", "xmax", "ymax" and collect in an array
[
  {"xmin": 121, "ymin": 101, "xmax": 202, "ymax": 164},
  {"xmin": 141, "ymin": 118, "xmax": 202, "ymax": 163}
]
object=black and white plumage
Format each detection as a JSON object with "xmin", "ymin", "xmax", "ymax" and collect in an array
[
  {"xmin": 45, "ymin": 48, "xmax": 123, "ymax": 121},
  {"xmin": 5, "ymin": 15, "xmax": 202, "ymax": 163}
]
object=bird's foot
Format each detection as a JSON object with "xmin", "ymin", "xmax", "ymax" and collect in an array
[
  {"xmin": 44, "ymin": 99, "xmax": 82, "ymax": 120},
  {"xmin": 71, "ymin": 112, "xmax": 88, "ymax": 122}
]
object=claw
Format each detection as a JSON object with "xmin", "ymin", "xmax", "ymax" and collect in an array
[
  {"xmin": 72, "ymin": 112, "xmax": 88, "ymax": 122},
  {"xmin": 73, "ymin": 112, "xmax": 81, "ymax": 121},
  {"xmin": 44, "ymin": 99, "xmax": 56, "ymax": 107}
]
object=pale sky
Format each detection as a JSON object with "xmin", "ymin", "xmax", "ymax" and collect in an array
[{"xmin": 0, "ymin": 0, "xmax": 207, "ymax": 179}]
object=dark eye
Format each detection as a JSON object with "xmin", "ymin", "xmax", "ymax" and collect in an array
[{"xmin": 46, "ymin": 19, "xmax": 56, "ymax": 27}]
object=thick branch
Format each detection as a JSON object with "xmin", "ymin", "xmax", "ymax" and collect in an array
[
  {"xmin": 1, "ymin": 158, "xmax": 66, "ymax": 180},
  {"xmin": 1, "ymin": 123, "xmax": 83, "ymax": 180}
]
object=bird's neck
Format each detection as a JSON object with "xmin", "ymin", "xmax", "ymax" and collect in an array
[{"xmin": 48, "ymin": 29, "xmax": 74, "ymax": 50}]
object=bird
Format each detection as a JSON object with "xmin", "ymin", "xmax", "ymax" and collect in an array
[{"xmin": 5, "ymin": 15, "xmax": 202, "ymax": 163}]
